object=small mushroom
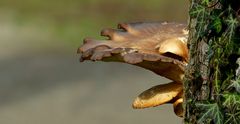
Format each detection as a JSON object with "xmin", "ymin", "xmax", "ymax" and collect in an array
[
  {"xmin": 173, "ymin": 98, "xmax": 183, "ymax": 117},
  {"xmin": 132, "ymin": 82, "xmax": 182, "ymax": 109}
]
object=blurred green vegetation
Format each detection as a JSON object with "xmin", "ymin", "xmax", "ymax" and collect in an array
[{"xmin": 0, "ymin": 0, "xmax": 188, "ymax": 47}]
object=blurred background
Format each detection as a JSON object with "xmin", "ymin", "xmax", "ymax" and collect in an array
[{"xmin": 0, "ymin": 0, "xmax": 188, "ymax": 124}]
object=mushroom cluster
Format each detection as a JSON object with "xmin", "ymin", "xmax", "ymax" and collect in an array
[{"xmin": 78, "ymin": 22, "xmax": 188, "ymax": 117}]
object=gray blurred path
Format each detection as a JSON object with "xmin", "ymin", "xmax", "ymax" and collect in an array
[{"xmin": 0, "ymin": 49, "xmax": 182, "ymax": 124}]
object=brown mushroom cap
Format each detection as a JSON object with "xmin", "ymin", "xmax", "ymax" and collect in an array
[
  {"xmin": 78, "ymin": 22, "xmax": 187, "ymax": 82},
  {"xmin": 157, "ymin": 38, "xmax": 188, "ymax": 62},
  {"xmin": 173, "ymin": 98, "xmax": 183, "ymax": 117},
  {"xmin": 132, "ymin": 82, "xmax": 182, "ymax": 109}
]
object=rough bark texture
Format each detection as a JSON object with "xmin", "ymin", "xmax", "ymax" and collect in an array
[{"xmin": 184, "ymin": 0, "xmax": 240, "ymax": 123}]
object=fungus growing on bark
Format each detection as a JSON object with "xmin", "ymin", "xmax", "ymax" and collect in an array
[
  {"xmin": 132, "ymin": 82, "xmax": 182, "ymax": 108},
  {"xmin": 78, "ymin": 22, "xmax": 188, "ymax": 117}
]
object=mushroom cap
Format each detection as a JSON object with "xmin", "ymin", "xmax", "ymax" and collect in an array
[
  {"xmin": 132, "ymin": 82, "xmax": 182, "ymax": 109},
  {"xmin": 157, "ymin": 37, "xmax": 188, "ymax": 62},
  {"xmin": 78, "ymin": 22, "xmax": 188, "ymax": 82},
  {"xmin": 173, "ymin": 98, "xmax": 183, "ymax": 117}
]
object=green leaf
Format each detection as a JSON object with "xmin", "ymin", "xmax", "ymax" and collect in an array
[
  {"xmin": 201, "ymin": 0, "xmax": 210, "ymax": 5},
  {"xmin": 190, "ymin": 5, "xmax": 206, "ymax": 17},
  {"xmin": 196, "ymin": 103, "xmax": 223, "ymax": 124},
  {"xmin": 212, "ymin": 18, "xmax": 222, "ymax": 34},
  {"xmin": 221, "ymin": 73, "xmax": 234, "ymax": 90},
  {"xmin": 189, "ymin": 4, "xmax": 209, "ymax": 40},
  {"xmin": 224, "ymin": 105, "xmax": 240, "ymax": 124},
  {"xmin": 228, "ymin": 79, "xmax": 240, "ymax": 93},
  {"xmin": 224, "ymin": 15, "xmax": 238, "ymax": 42},
  {"xmin": 223, "ymin": 93, "xmax": 240, "ymax": 107}
]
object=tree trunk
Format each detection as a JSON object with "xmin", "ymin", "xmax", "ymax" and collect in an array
[{"xmin": 184, "ymin": 0, "xmax": 240, "ymax": 123}]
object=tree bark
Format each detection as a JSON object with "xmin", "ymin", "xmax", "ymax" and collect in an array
[{"xmin": 184, "ymin": 0, "xmax": 240, "ymax": 123}]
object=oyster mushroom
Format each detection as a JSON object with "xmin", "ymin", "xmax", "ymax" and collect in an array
[
  {"xmin": 132, "ymin": 82, "xmax": 182, "ymax": 108},
  {"xmin": 78, "ymin": 22, "xmax": 188, "ymax": 117}
]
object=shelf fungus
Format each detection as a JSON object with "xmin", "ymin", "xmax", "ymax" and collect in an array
[{"xmin": 78, "ymin": 22, "xmax": 188, "ymax": 117}]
